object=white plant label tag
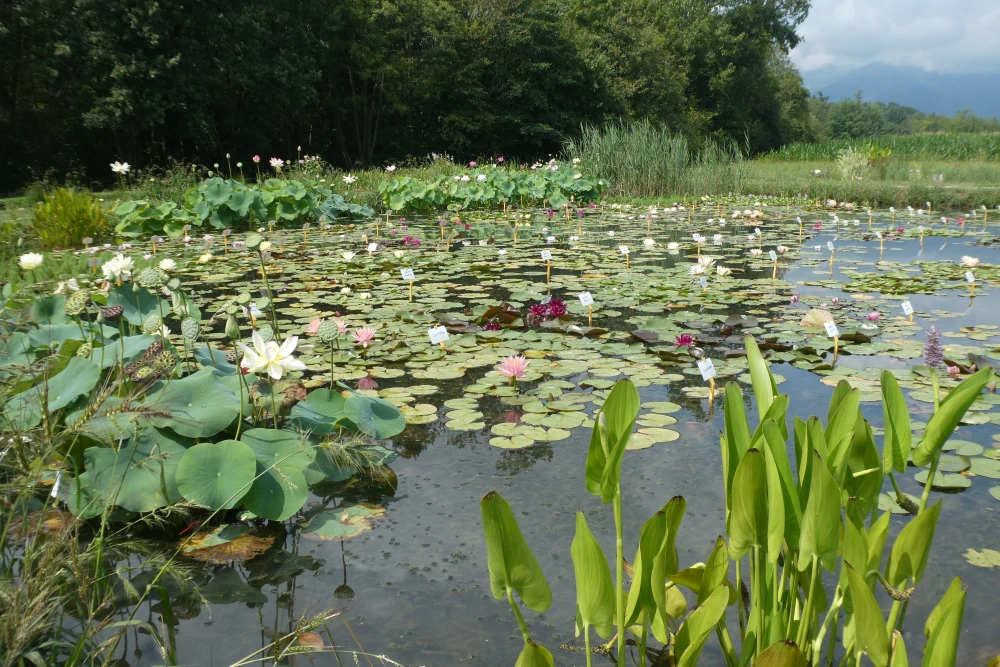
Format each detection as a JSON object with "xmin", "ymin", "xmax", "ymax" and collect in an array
[
  {"xmin": 541, "ymin": 295, "xmax": 552, "ymax": 305},
  {"xmin": 400, "ymin": 268, "xmax": 415, "ymax": 281},
  {"xmin": 699, "ymin": 277, "xmax": 708, "ymax": 289},
  {"xmin": 540, "ymin": 250, "xmax": 552, "ymax": 261},
  {"xmin": 619, "ymin": 245, "xmax": 630, "ymax": 255},
  {"xmin": 367, "ymin": 243, "xmax": 378, "ymax": 252},
  {"xmin": 498, "ymin": 249, "xmax": 507, "ymax": 255},
  {"xmin": 769, "ymin": 250, "xmax": 777, "ymax": 261},
  {"xmin": 966, "ymin": 271, "xmax": 975, "ymax": 284},
  {"xmin": 249, "ymin": 304, "xmax": 263, "ymax": 317},
  {"xmin": 824, "ymin": 321, "xmax": 839, "ymax": 338},
  {"xmin": 692, "ymin": 234, "xmax": 701, "ymax": 242},
  {"xmin": 302, "ymin": 223, "xmax": 310, "ymax": 231},
  {"xmin": 50, "ymin": 471, "xmax": 62, "ymax": 499},
  {"xmin": 754, "ymin": 228, "xmax": 761, "ymax": 236},
  {"xmin": 697, "ymin": 358, "xmax": 717, "ymax": 380},
  {"xmin": 579, "ymin": 292, "xmax": 594, "ymax": 306},
  {"xmin": 428, "ymin": 326, "xmax": 449, "ymax": 344},
  {"xmin": 82, "ymin": 237, "xmax": 93, "ymax": 245},
  {"xmin": 827, "ymin": 241, "xmax": 835, "ymax": 251},
  {"xmin": 901, "ymin": 301, "xmax": 914, "ymax": 315},
  {"xmin": 875, "ymin": 231, "xmax": 882, "ymax": 239}
]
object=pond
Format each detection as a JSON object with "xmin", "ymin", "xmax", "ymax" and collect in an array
[{"xmin": 12, "ymin": 202, "xmax": 1000, "ymax": 666}]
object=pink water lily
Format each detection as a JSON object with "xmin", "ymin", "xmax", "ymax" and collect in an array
[
  {"xmin": 353, "ymin": 327, "xmax": 376, "ymax": 347},
  {"xmin": 496, "ymin": 354, "xmax": 530, "ymax": 384},
  {"xmin": 867, "ymin": 311, "xmax": 881, "ymax": 322},
  {"xmin": 675, "ymin": 334, "xmax": 694, "ymax": 347}
]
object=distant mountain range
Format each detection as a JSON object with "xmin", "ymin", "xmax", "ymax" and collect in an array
[{"xmin": 799, "ymin": 64, "xmax": 1000, "ymax": 120}]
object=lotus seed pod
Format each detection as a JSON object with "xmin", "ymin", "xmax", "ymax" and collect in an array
[
  {"xmin": 317, "ymin": 319, "xmax": 340, "ymax": 342},
  {"xmin": 256, "ymin": 323, "xmax": 274, "ymax": 343},
  {"xmin": 255, "ymin": 297, "xmax": 271, "ymax": 311},
  {"xmin": 101, "ymin": 304, "xmax": 124, "ymax": 323},
  {"xmin": 244, "ymin": 232, "xmax": 262, "ymax": 249},
  {"xmin": 142, "ymin": 314, "xmax": 162, "ymax": 335},
  {"xmin": 181, "ymin": 317, "xmax": 200, "ymax": 341},
  {"xmin": 236, "ymin": 292, "xmax": 252, "ymax": 305},
  {"xmin": 76, "ymin": 342, "xmax": 92, "ymax": 358},
  {"xmin": 64, "ymin": 290, "xmax": 89, "ymax": 316},
  {"xmin": 132, "ymin": 283, "xmax": 140, "ymax": 293},
  {"xmin": 225, "ymin": 315, "xmax": 240, "ymax": 339},
  {"xmin": 137, "ymin": 267, "xmax": 167, "ymax": 288}
]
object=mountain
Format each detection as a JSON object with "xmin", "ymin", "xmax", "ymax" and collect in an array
[{"xmin": 799, "ymin": 64, "xmax": 1000, "ymax": 120}]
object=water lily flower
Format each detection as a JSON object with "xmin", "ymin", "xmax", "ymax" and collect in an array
[
  {"xmin": 258, "ymin": 241, "xmax": 272, "ymax": 253},
  {"xmin": 253, "ymin": 155, "xmax": 261, "ymax": 163},
  {"xmin": 713, "ymin": 234, "xmax": 723, "ymax": 243},
  {"xmin": 343, "ymin": 174, "xmax": 357, "ymax": 184},
  {"xmin": 110, "ymin": 161, "xmax": 130, "ymax": 174},
  {"xmin": 482, "ymin": 321, "xmax": 501, "ymax": 331},
  {"xmin": 269, "ymin": 157, "xmax": 284, "ymax": 170},
  {"xmin": 353, "ymin": 327, "xmax": 376, "ymax": 348},
  {"xmin": 746, "ymin": 235, "xmax": 756, "ymax": 242},
  {"xmin": 569, "ymin": 236, "xmax": 579, "ymax": 242},
  {"xmin": 749, "ymin": 248, "xmax": 762, "ymax": 257},
  {"xmin": 53, "ymin": 278, "xmax": 79, "ymax": 294},
  {"xmin": 197, "ymin": 252, "xmax": 212, "ymax": 264},
  {"xmin": 496, "ymin": 354, "xmax": 530, "ymax": 384},
  {"xmin": 867, "ymin": 311, "xmax": 881, "ymax": 322},
  {"xmin": 947, "ymin": 365, "xmax": 960, "ymax": 377},
  {"xmin": 961, "ymin": 256, "xmax": 980, "ymax": 267},
  {"xmin": 356, "ymin": 374, "xmax": 379, "ymax": 391},
  {"xmin": 667, "ymin": 242, "xmax": 680, "ymax": 251},
  {"xmin": 158, "ymin": 258, "xmax": 177, "ymax": 271},
  {"xmin": 102, "ymin": 254, "xmax": 135, "ymax": 284},
  {"xmin": 897, "ymin": 227, "xmax": 904, "ymax": 233},
  {"xmin": 19, "ymin": 252, "xmax": 43, "ymax": 270},
  {"xmin": 790, "ymin": 295, "xmax": 799, "ymax": 304},
  {"xmin": 547, "ymin": 299, "xmax": 567, "ymax": 318},
  {"xmin": 306, "ymin": 318, "xmax": 324, "ymax": 335},
  {"xmin": 716, "ymin": 265, "xmax": 731, "ymax": 276},
  {"xmin": 776, "ymin": 245, "xmax": 789, "ymax": 254},
  {"xmin": 698, "ymin": 256, "xmax": 715, "ymax": 268},
  {"xmin": 674, "ymin": 334, "xmax": 694, "ymax": 347},
  {"xmin": 643, "ymin": 238, "xmax": 655, "ymax": 247},
  {"xmin": 813, "ymin": 222, "xmax": 822, "ymax": 230},
  {"xmin": 607, "ymin": 230, "xmax": 615, "ymax": 237},
  {"xmin": 142, "ymin": 253, "xmax": 152, "ymax": 260},
  {"xmin": 342, "ymin": 251, "xmax": 357, "ymax": 262},
  {"xmin": 240, "ymin": 331, "xmax": 307, "ymax": 380}
]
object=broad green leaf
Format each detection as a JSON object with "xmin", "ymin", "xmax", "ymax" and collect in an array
[
  {"xmin": 881, "ymin": 371, "xmax": 912, "ymax": 473},
  {"xmin": 750, "ymin": 394, "xmax": 790, "ymax": 446},
  {"xmin": 175, "ymin": 439, "xmax": 256, "ymax": 510},
  {"xmin": 798, "ymin": 451, "xmax": 842, "ymax": 572},
  {"xmin": 514, "ymin": 640, "xmax": 554, "ymax": 667},
  {"xmin": 593, "ymin": 379, "xmax": 640, "ymax": 503},
  {"xmin": 762, "ymin": 440, "xmax": 787, "ymax": 561},
  {"xmin": 79, "ymin": 429, "xmax": 187, "ymax": 514},
  {"xmin": 626, "ymin": 507, "xmax": 668, "ymax": 626},
  {"xmin": 647, "ymin": 497, "xmax": 686, "ymax": 630},
  {"xmin": 824, "ymin": 386, "xmax": 860, "ymax": 463},
  {"xmin": 46, "ymin": 357, "xmax": 100, "ymax": 410},
  {"xmin": 728, "ymin": 448, "xmax": 768, "ymax": 560},
  {"xmin": 846, "ymin": 565, "xmax": 890, "ymax": 666},
  {"xmin": 30, "ymin": 295, "xmax": 66, "ymax": 325},
  {"xmin": 143, "ymin": 368, "xmax": 240, "ymax": 438},
  {"xmin": 762, "ymin": 419, "xmax": 802, "ymax": 547},
  {"xmin": 239, "ymin": 429, "xmax": 311, "ymax": 521},
  {"xmin": 891, "ymin": 631, "xmax": 909, "ymax": 667},
  {"xmin": 480, "ymin": 491, "xmax": 551, "ymax": 612},
  {"xmin": 723, "ymin": 381, "xmax": 751, "ymax": 460},
  {"xmin": 745, "ymin": 336, "xmax": 779, "ymax": 426},
  {"xmin": 698, "ymin": 536, "xmax": 734, "ymax": 605},
  {"xmin": 867, "ymin": 511, "xmax": 891, "ymax": 581},
  {"xmin": 922, "ymin": 577, "xmax": 965, "ymax": 667},
  {"xmin": 288, "ymin": 389, "xmax": 349, "ymax": 436},
  {"xmin": 571, "ymin": 512, "xmax": 614, "ymax": 639},
  {"xmin": 674, "ymin": 585, "xmax": 729, "ymax": 667},
  {"xmin": 756, "ymin": 640, "xmax": 808, "ymax": 667},
  {"xmin": 887, "ymin": 501, "xmax": 941, "ymax": 587},
  {"xmin": 827, "ymin": 379, "xmax": 854, "ymax": 424},
  {"xmin": 343, "ymin": 392, "xmax": 406, "ymax": 439},
  {"xmin": 913, "ymin": 368, "xmax": 994, "ymax": 466}
]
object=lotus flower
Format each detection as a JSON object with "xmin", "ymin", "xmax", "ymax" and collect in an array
[
  {"xmin": 353, "ymin": 327, "xmax": 376, "ymax": 348},
  {"xmin": 110, "ymin": 161, "xmax": 130, "ymax": 174},
  {"xmin": 19, "ymin": 253, "xmax": 43, "ymax": 271},
  {"xmin": 356, "ymin": 374, "xmax": 379, "ymax": 391},
  {"xmin": 259, "ymin": 241, "xmax": 273, "ymax": 253},
  {"xmin": 867, "ymin": 311, "xmax": 880, "ymax": 322},
  {"xmin": 240, "ymin": 331, "xmax": 307, "ymax": 380},
  {"xmin": 496, "ymin": 354, "xmax": 530, "ymax": 384},
  {"xmin": 334, "ymin": 319, "xmax": 349, "ymax": 335},
  {"xmin": 343, "ymin": 174, "xmax": 356, "ymax": 184},
  {"xmin": 961, "ymin": 256, "xmax": 980, "ymax": 267},
  {"xmin": 386, "ymin": 165, "xmax": 397, "ymax": 172},
  {"xmin": 269, "ymin": 157, "xmax": 284, "ymax": 170},
  {"xmin": 897, "ymin": 227, "xmax": 904, "ymax": 233},
  {"xmin": 674, "ymin": 334, "xmax": 694, "ymax": 347},
  {"xmin": 102, "ymin": 253, "xmax": 135, "ymax": 284},
  {"xmin": 306, "ymin": 318, "xmax": 324, "ymax": 335}
]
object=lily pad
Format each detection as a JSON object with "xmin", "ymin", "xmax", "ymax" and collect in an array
[
  {"xmin": 176, "ymin": 439, "xmax": 257, "ymax": 510},
  {"xmin": 301, "ymin": 503, "xmax": 386, "ymax": 541}
]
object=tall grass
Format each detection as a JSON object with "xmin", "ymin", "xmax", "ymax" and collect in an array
[
  {"xmin": 564, "ymin": 120, "xmax": 747, "ymax": 197},
  {"xmin": 767, "ymin": 133, "xmax": 1000, "ymax": 162}
]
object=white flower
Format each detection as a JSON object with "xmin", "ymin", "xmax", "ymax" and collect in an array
[
  {"xmin": 343, "ymin": 174, "xmax": 357, "ymax": 184},
  {"xmin": 961, "ymin": 256, "xmax": 980, "ymax": 268},
  {"xmin": 358, "ymin": 292, "xmax": 371, "ymax": 300},
  {"xmin": 607, "ymin": 230, "xmax": 615, "ymax": 237},
  {"xmin": 572, "ymin": 158, "xmax": 581, "ymax": 164},
  {"xmin": 386, "ymin": 165, "xmax": 397, "ymax": 173},
  {"xmin": 102, "ymin": 254, "xmax": 135, "ymax": 283},
  {"xmin": 240, "ymin": 331, "xmax": 307, "ymax": 380},
  {"xmin": 341, "ymin": 251, "xmax": 356, "ymax": 262},
  {"xmin": 713, "ymin": 234, "xmax": 723, "ymax": 242},
  {"xmin": 53, "ymin": 278, "xmax": 79, "ymax": 294},
  {"xmin": 498, "ymin": 249, "xmax": 507, "ymax": 255},
  {"xmin": 269, "ymin": 157, "xmax": 284, "ymax": 169},
  {"xmin": 666, "ymin": 242, "xmax": 680, "ymax": 251},
  {"xmin": 749, "ymin": 248, "xmax": 763, "ymax": 257},
  {"xmin": 19, "ymin": 252, "xmax": 43, "ymax": 270},
  {"xmin": 340, "ymin": 287, "xmax": 352, "ymax": 294},
  {"xmin": 569, "ymin": 235, "xmax": 580, "ymax": 241},
  {"xmin": 197, "ymin": 252, "xmax": 212, "ymax": 264},
  {"xmin": 259, "ymin": 241, "xmax": 273, "ymax": 253},
  {"xmin": 689, "ymin": 264, "xmax": 706, "ymax": 275},
  {"xmin": 158, "ymin": 259, "xmax": 177, "ymax": 271},
  {"xmin": 716, "ymin": 265, "xmax": 732, "ymax": 276},
  {"xmin": 698, "ymin": 256, "xmax": 715, "ymax": 268},
  {"xmin": 546, "ymin": 236, "xmax": 556, "ymax": 242},
  {"xmin": 460, "ymin": 175, "xmax": 470, "ymax": 182},
  {"xmin": 643, "ymin": 238, "xmax": 655, "ymax": 247},
  {"xmin": 393, "ymin": 250, "xmax": 406, "ymax": 259},
  {"xmin": 110, "ymin": 161, "xmax": 130, "ymax": 174},
  {"xmin": 477, "ymin": 174, "xmax": 487, "ymax": 182}
]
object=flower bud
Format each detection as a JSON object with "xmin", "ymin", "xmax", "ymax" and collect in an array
[{"xmin": 225, "ymin": 315, "xmax": 240, "ymax": 339}]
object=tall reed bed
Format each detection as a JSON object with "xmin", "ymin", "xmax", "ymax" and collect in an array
[
  {"xmin": 564, "ymin": 120, "xmax": 747, "ymax": 197},
  {"xmin": 767, "ymin": 133, "xmax": 1000, "ymax": 162}
]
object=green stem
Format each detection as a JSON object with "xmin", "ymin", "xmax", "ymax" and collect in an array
[
  {"xmin": 918, "ymin": 450, "xmax": 940, "ymax": 514},
  {"xmin": 584, "ymin": 627, "xmax": 593, "ymax": 667},
  {"xmin": 637, "ymin": 610, "xmax": 647, "ymax": 667},
  {"xmin": 754, "ymin": 548, "xmax": 763, "ymax": 658},
  {"xmin": 268, "ymin": 380, "xmax": 279, "ymax": 429},
  {"xmin": 329, "ymin": 346, "xmax": 335, "ymax": 390},
  {"xmin": 506, "ymin": 587, "xmax": 531, "ymax": 643},
  {"xmin": 715, "ymin": 621, "xmax": 738, "ymax": 667},
  {"xmin": 796, "ymin": 556, "xmax": 820, "ymax": 650},
  {"xmin": 614, "ymin": 486, "xmax": 625, "ymax": 663},
  {"xmin": 258, "ymin": 255, "xmax": 281, "ymax": 338},
  {"xmin": 887, "ymin": 471, "xmax": 910, "ymax": 508},
  {"xmin": 736, "ymin": 558, "xmax": 746, "ymax": 637},
  {"xmin": 812, "ymin": 587, "xmax": 844, "ymax": 664}
]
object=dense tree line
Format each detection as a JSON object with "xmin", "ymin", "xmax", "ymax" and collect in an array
[
  {"xmin": 0, "ymin": 0, "xmax": 812, "ymax": 191},
  {"xmin": 809, "ymin": 93, "xmax": 1000, "ymax": 140}
]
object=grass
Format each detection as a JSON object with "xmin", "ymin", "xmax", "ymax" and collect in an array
[{"xmin": 765, "ymin": 133, "xmax": 1000, "ymax": 161}]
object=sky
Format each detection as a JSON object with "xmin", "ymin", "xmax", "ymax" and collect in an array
[{"xmin": 790, "ymin": 0, "xmax": 1000, "ymax": 73}]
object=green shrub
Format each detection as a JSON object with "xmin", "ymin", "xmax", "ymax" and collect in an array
[
  {"xmin": 31, "ymin": 188, "xmax": 108, "ymax": 249},
  {"xmin": 835, "ymin": 146, "xmax": 871, "ymax": 180}
]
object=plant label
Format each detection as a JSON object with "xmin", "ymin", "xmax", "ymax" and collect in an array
[
  {"xmin": 400, "ymin": 268, "xmax": 415, "ymax": 281},
  {"xmin": 824, "ymin": 321, "xmax": 839, "ymax": 338},
  {"xmin": 901, "ymin": 301, "xmax": 914, "ymax": 315},
  {"xmin": 428, "ymin": 326, "xmax": 449, "ymax": 345},
  {"xmin": 82, "ymin": 237, "xmax": 93, "ymax": 245},
  {"xmin": 302, "ymin": 223, "xmax": 310, "ymax": 231},
  {"xmin": 699, "ymin": 277, "xmax": 708, "ymax": 289},
  {"xmin": 697, "ymin": 358, "xmax": 717, "ymax": 380},
  {"xmin": 541, "ymin": 295, "xmax": 552, "ymax": 305},
  {"xmin": 619, "ymin": 245, "xmax": 630, "ymax": 255},
  {"xmin": 87, "ymin": 257, "xmax": 98, "ymax": 268},
  {"xmin": 966, "ymin": 271, "xmax": 975, "ymax": 284},
  {"xmin": 920, "ymin": 226, "xmax": 925, "ymax": 233},
  {"xmin": 152, "ymin": 236, "xmax": 163, "ymax": 244},
  {"xmin": 578, "ymin": 292, "xmax": 594, "ymax": 306},
  {"xmin": 827, "ymin": 242, "xmax": 834, "ymax": 251},
  {"xmin": 875, "ymin": 231, "xmax": 882, "ymax": 239},
  {"xmin": 222, "ymin": 228, "xmax": 231, "ymax": 237},
  {"xmin": 692, "ymin": 234, "xmax": 701, "ymax": 242},
  {"xmin": 769, "ymin": 250, "xmax": 777, "ymax": 261},
  {"xmin": 249, "ymin": 303, "xmax": 263, "ymax": 317},
  {"xmin": 367, "ymin": 243, "xmax": 378, "ymax": 252},
  {"xmin": 50, "ymin": 471, "xmax": 62, "ymax": 499},
  {"xmin": 540, "ymin": 250, "xmax": 552, "ymax": 261},
  {"xmin": 754, "ymin": 228, "xmax": 761, "ymax": 236}
]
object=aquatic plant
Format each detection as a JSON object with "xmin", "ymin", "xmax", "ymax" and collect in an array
[{"xmin": 480, "ymin": 338, "xmax": 989, "ymax": 667}]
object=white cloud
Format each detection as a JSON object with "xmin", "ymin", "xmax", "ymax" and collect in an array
[{"xmin": 791, "ymin": 0, "xmax": 1000, "ymax": 73}]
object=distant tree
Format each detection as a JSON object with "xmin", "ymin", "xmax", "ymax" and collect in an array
[{"xmin": 826, "ymin": 98, "xmax": 887, "ymax": 139}]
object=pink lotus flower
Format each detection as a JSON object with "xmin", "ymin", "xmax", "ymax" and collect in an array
[
  {"xmin": 253, "ymin": 155, "xmax": 261, "ymax": 163},
  {"xmin": 306, "ymin": 318, "xmax": 324, "ymax": 335},
  {"xmin": 867, "ymin": 311, "xmax": 880, "ymax": 322},
  {"xmin": 496, "ymin": 354, "xmax": 530, "ymax": 383},
  {"xmin": 334, "ymin": 319, "xmax": 349, "ymax": 334},
  {"xmin": 353, "ymin": 327, "xmax": 376, "ymax": 348},
  {"xmin": 469, "ymin": 161, "xmax": 477, "ymax": 167},
  {"xmin": 675, "ymin": 334, "xmax": 694, "ymax": 347},
  {"xmin": 497, "ymin": 156, "xmax": 505, "ymax": 163}
]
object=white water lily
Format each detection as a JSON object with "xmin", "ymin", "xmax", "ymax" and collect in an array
[
  {"xmin": 393, "ymin": 250, "xmax": 405, "ymax": 259},
  {"xmin": 643, "ymin": 238, "xmax": 655, "ymax": 247},
  {"xmin": 666, "ymin": 242, "xmax": 680, "ymax": 251},
  {"xmin": 341, "ymin": 251, "xmax": 357, "ymax": 262},
  {"xmin": 713, "ymin": 234, "xmax": 723, "ymax": 242},
  {"xmin": 477, "ymin": 174, "xmax": 487, "ymax": 182},
  {"xmin": 19, "ymin": 252, "xmax": 43, "ymax": 270},
  {"xmin": 342, "ymin": 174, "xmax": 357, "ymax": 184},
  {"xmin": 498, "ymin": 249, "xmax": 507, "ymax": 255},
  {"xmin": 158, "ymin": 258, "xmax": 177, "ymax": 271},
  {"xmin": 53, "ymin": 278, "xmax": 79, "ymax": 294},
  {"xmin": 961, "ymin": 256, "xmax": 980, "ymax": 267},
  {"xmin": 102, "ymin": 254, "xmax": 135, "ymax": 283},
  {"xmin": 607, "ymin": 230, "xmax": 615, "ymax": 237},
  {"xmin": 698, "ymin": 256, "xmax": 715, "ymax": 268},
  {"xmin": 240, "ymin": 331, "xmax": 307, "ymax": 380},
  {"xmin": 340, "ymin": 287, "xmax": 352, "ymax": 294},
  {"xmin": 716, "ymin": 265, "xmax": 732, "ymax": 276},
  {"xmin": 689, "ymin": 264, "xmax": 706, "ymax": 275}
]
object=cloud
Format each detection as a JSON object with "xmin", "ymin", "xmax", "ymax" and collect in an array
[{"xmin": 791, "ymin": 0, "xmax": 1000, "ymax": 73}]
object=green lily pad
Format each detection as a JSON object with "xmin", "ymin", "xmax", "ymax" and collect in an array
[
  {"xmin": 301, "ymin": 504, "xmax": 386, "ymax": 541},
  {"xmin": 969, "ymin": 458, "xmax": 1000, "ymax": 479},
  {"xmin": 913, "ymin": 469, "xmax": 972, "ymax": 489},
  {"xmin": 176, "ymin": 439, "xmax": 257, "ymax": 510},
  {"xmin": 239, "ymin": 428, "xmax": 311, "ymax": 521},
  {"xmin": 964, "ymin": 548, "xmax": 1000, "ymax": 569}
]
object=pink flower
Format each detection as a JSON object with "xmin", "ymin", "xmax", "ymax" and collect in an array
[
  {"xmin": 947, "ymin": 365, "xmax": 960, "ymax": 376},
  {"xmin": 958, "ymin": 217, "xmax": 965, "ymax": 224},
  {"xmin": 589, "ymin": 202, "xmax": 597, "ymax": 209},
  {"xmin": 547, "ymin": 299, "xmax": 567, "ymax": 318},
  {"xmin": 269, "ymin": 157, "xmax": 284, "ymax": 169},
  {"xmin": 306, "ymin": 318, "xmax": 323, "ymax": 335},
  {"xmin": 897, "ymin": 227, "xmax": 904, "ymax": 233},
  {"xmin": 497, "ymin": 156, "xmax": 505, "ymax": 163},
  {"xmin": 675, "ymin": 334, "xmax": 694, "ymax": 347},
  {"xmin": 790, "ymin": 295, "xmax": 799, "ymax": 304},
  {"xmin": 353, "ymin": 327, "xmax": 376, "ymax": 348},
  {"xmin": 867, "ymin": 311, "xmax": 880, "ymax": 322},
  {"xmin": 813, "ymin": 222, "xmax": 822, "ymax": 230},
  {"xmin": 548, "ymin": 210, "xmax": 555, "ymax": 218},
  {"xmin": 831, "ymin": 297, "xmax": 840, "ymax": 303},
  {"xmin": 469, "ymin": 161, "xmax": 477, "ymax": 167},
  {"xmin": 483, "ymin": 321, "xmax": 501, "ymax": 331},
  {"xmin": 253, "ymin": 155, "xmax": 261, "ymax": 163},
  {"xmin": 496, "ymin": 354, "xmax": 530, "ymax": 382},
  {"xmin": 334, "ymin": 319, "xmax": 349, "ymax": 334},
  {"xmin": 355, "ymin": 374, "xmax": 379, "ymax": 391}
]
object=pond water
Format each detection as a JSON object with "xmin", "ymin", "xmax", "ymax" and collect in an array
[{"xmin": 86, "ymin": 205, "xmax": 1000, "ymax": 666}]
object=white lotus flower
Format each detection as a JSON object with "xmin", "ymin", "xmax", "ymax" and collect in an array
[
  {"xmin": 102, "ymin": 254, "xmax": 135, "ymax": 283},
  {"xmin": 19, "ymin": 252, "xmax": 43, "ymax": 270},
  {"xmin": 53, "ymin": 278, "xmax": 79, "ymax": 294},
  {"xmin": 110, "ymin": 161, "xmax": 130, "ymax": 174},
  {"xmin": 158, "ymin": 259, "xmax": 177, "ymax": 271},
  {"xmin": 460, "ymin": 175, "xmax": 470, "ymax": 182},
  {"xmin": 342, "ymin": 251, "xmax": 357, "ymax": 262},
  {"xmin": 240, "ymin": 331, "xmax": 307, "ymax": 380},
  {"xmin": 477, "ymin": 174, "xmax": 487, "ymax": 182},
  {"xmin": 343, "ymin": 174, "xmax": 357, "ymax": 184},
  {"xmin": 961, "ymin": 256, "xmax": 980, "ymax": 267}
]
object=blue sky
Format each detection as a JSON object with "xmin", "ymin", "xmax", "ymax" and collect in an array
[{"xmin": 790, "ymin": 0, "xmax": 1000, "ymax": 72}]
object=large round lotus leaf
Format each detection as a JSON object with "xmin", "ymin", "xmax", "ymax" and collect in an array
[
  {"xmin": 181, "ymin": 524, "xmax": 273, "ymax": 564},
  {"xmin": 288, "ymin": 389, "xmax": 348, "ymax": 436},
  {"xmin": 343, "ymin": 393, "xmax": 406, "ymax": 439},
  {"xmin": 969, "ymin": 458, "xmax": 1000, "ymax": 479},
  {"xmin": 176, "ymin": 439, "xmax": 256, "ymax": 510},
  {"xmin": 3, "ymin": 357, "xmax": 101, "ymax": 430},
  {"xmin": 301, "ymin": 504, "xmax": 386, "ymax": 541},
  {"xmin": 800, "ymin": 309, "xmax": 834, "ymax": 327},
  {"xmin": 913, "ymin": 469, "xmax": 971, "ymax": 489},
  {"xmin": 239, "ymin": 429, "xmax": 312, "ymax": 521},
  {"xmin": 144, "ymin": 368, "xmax": 240, "ymax": 438},
  {"xmin": 82, "ymin": 429, "xmax": 188, "ymax": 513},
  {"xmin": 67, "ymin": 471, "xmax": 106, "ymax": 519}
]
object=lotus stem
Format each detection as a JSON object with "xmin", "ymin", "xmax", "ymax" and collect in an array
[{"xmin": 268, "ymin": 380, "xmax": 279, "ymax": 429}]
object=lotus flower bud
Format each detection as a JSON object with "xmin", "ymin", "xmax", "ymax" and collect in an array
[{"xmin": 225, "ymin": 314, "xmax": 240, "ymax": 339}]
